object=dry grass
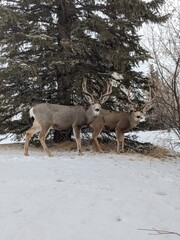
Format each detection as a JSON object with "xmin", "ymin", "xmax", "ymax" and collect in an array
[
  {"xmin": 84, "ymin": 139, "xmax": 176, "ymax": 158},
  {"xmin": 145, "ymin": 145, "xmax": 178, "ymax": 158},
  {"xmin": 53, "ymin": 141, "xmax": 77, "ymax": 152},
  {"xmin": 0, "ymin": 143, "xmax": 23, "ymax": 150},
  {"xmin": 0, "ymin": 139, "xmax": 177, "ymax": 159}
]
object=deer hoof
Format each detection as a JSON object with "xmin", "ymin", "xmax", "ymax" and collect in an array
[
  {"xmin": 47, "ymin": 152, "xmax": 53, "ymax": 157},
  {"xmin": 117, "ymin": 150, "xmax": 124, "ymax": 154},
  {"xmin": 78, "ymin": 151, "xmax": 83, "ymax": 156},
  {"xmin": 99, "ymin": 150, "xmax": 104, "ymax": 153},
  {"xmin": 24, "ymin": 152, "xmax": 29, "ymax": 156},
  {"xmin": 96, "ymin": 148, "xmax": 104, "ymax": 153}
]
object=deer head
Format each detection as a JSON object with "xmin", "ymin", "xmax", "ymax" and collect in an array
[
  {"xmin": 82, "ymin": 79, "xmax": 112, "ymax": 116},
  {"xmin": 127, "ymin": 85, "xmax": 156, "ymax": 112}
]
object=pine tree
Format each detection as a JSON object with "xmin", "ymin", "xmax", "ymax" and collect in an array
[{"xmin": 0, "ymin": 0, "xmax": 168, "ymax": 139}]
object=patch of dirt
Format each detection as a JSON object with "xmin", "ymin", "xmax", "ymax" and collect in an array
[{"xmin": 0, "ymin": 139, "xmax": 176, "ymax": 159}]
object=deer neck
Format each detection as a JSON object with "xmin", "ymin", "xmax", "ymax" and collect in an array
[
  {"xmin": 85, "ymin": 105, "xmax": 99, "ymax": 125},
  {"xmin": 129, "ymin": 112, "xmax": 141, "ymax": 129}
]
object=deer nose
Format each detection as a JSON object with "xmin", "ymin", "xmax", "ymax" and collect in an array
[{"xmin": 95, "ymin": 108, "xmax": 100, "ymax": 112}]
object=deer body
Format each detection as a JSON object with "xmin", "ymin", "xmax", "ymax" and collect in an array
[
  {"xmin": 90, "ymin": 83, "xmax": 155, "ymax": 154},
  {"xmin": 24, "ymin": 81, "xmax": 112, "ymax": 157},
  {"xmin": 31, "ymin": 103, "xmax": 97, "ymax": 130},
  {"xmin": 90, "ymin": 108, "xmax": 143, "ymax": 153}
]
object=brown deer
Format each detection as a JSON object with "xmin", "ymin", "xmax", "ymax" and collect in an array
[
  {"xmin": 90, "ymin": 87, "xmax": 154, "ymax": 154},
  {"xmin": 24, "ymin": 80, "xmax": 112, "ymax": 157}
]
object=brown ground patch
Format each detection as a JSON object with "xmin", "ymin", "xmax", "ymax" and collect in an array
[
  {"xmin": 53, "ymin": 141, "xmax": 77, "ymax": 152},
  {"xmin": 0, "ymin": 140, "xmax": 177, "ymax": 159}
]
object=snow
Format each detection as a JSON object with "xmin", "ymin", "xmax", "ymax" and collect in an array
[
  {"xmin": 129, "ymin": 129, "xmax": 180, "ymax": 153},
  {"xmin": 0, "ymin": 131, "xmax": 180, "ymax": 240}
]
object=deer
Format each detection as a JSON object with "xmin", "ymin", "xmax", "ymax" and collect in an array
[
  {"xmin": 90, "ymin": 87, "xmax": 154, "ymax": 154},
  {"xmin": 24, "ymin": 80, "xmax": 112, "ymax": 157}
]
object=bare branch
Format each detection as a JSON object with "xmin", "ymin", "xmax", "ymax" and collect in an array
[{"xmin": 138, "ymin": 228, "xmax": 180, "ymax": 237}]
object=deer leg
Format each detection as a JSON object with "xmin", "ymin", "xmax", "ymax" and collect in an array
[
  {"xmin": 90, "ymin": 124, "xmax": 104, "ymax": 153},
  {"xmin": 39, "ymin": 127, "xmax": 53, "ymax": 157},
  {"xmin": 115, "ymin": 128, "xmax": 124, "ymax": 154},
  {"xmin": 120, "ymin": 133, "xmax": 125, "ymax": 153},
  {"xmin": 73, "ymin": 125, "xmax": 82, "ymax": 155},
  {"xmin": 24, "ymin": 122, "xmax": 41, "ymax": 156}
]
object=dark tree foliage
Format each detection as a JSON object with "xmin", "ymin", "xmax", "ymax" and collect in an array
[{"xmin": 0, "ymin": 0, "xmax": 168, "ymax": 139}]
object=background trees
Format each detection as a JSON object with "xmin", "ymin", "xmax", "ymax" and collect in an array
[
  {"xmin": 144, "ymin": 1, "xmax": 180, "ymax": 140},
  {"xmin": 0, "ymin": 0, "xmax": 168, "ymax": 140}
]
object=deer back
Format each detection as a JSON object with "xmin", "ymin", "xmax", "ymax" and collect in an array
[
  {"xmin": 31, "ymin": 103, "xmax": 87, "ymax": 130},
  {"xmin": 92, "ymin": 108, "xmax": 142, "ymax": 132},
  {"xmin": 92, "ymin": 109, "xmax": 128, "ymax": 130},
  {"xmin": 30, "ymin": 80, "xmax": 113, "ymax": 131}
]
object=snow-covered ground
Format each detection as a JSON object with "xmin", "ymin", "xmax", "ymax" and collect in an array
[
  {"xmin": 0, "ymin": 131, "xmax": 180, "ymax": 240},
  {"xmin": 130, "ymin": 129, "xmax": 180, "ymax": 153}
]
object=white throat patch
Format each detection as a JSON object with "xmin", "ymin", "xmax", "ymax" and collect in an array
[{"xmin": 92, "ymin": 103, "xmax": 101, "ymax": 116}]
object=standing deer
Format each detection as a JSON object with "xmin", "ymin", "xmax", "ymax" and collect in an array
[
  {"xmin": 90, "ymin": 87, "xmax": 154, "ymax": 154},
  {"xmin": 24, "ymin": 80, "xmax": 112, "ymax": 157}
]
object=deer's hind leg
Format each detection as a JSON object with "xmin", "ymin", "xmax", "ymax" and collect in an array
[
  {"xmin": 24, "ymin": 121, "xmax": 41, "ymax": 156},
  {"xmin": 38, "ymin": 126, "xmax": 53, "ymax": 157},
  {"xmin": 115, "ymin": 128, "xmax": 125, "ymax": 154},
  {"xmin": 72, "ymin": 125, "xmax": 82, "ymax": 155}
]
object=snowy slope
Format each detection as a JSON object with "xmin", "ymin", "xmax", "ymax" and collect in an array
[{"xmin": 0, "ymin": 142, "xmax": 180, "ymax": 240}]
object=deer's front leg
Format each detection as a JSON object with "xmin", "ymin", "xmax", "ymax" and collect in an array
[
  {"xmin": 90, "ymin": 124, "xmax": 104, "ymax": 153},
  {"xmin": 93, "ymin": 136, "xmax": 104, "ymax": 153}
]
